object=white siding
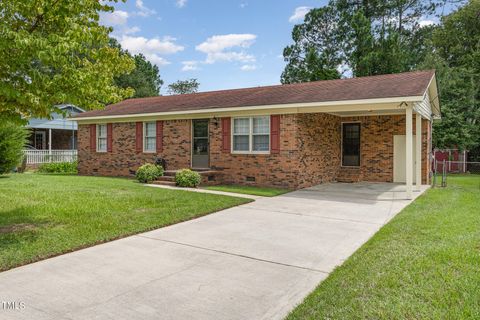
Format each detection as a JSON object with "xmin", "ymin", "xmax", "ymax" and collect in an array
[{"xmin": 413, "ymin": 93, "xmax": 432, "ymax": 120}]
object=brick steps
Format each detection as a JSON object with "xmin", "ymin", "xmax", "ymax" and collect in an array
[{"xmin": 157, "ymin": 175, "xmax": 175, "ymax": 182}]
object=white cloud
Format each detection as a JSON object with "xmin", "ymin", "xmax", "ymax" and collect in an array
[
  {"xmin": 123, "ymin": 26, "xmax": 141, "ymax": 35},
  {"xmin": 176, "ymin": 0, "xmax": 187, "ymax": 8},
  {"xmin": 119, "ymin": 35, "xmax": 184, "ymax": 55},
  {"xmin": 240, "ymin": 2, "xmax": 248, "ymax": 8},
  {"xmin": 135, "ymin": 0, "xmax": 156, "ymax": 17},
  {"xmin": 289, "ymin": 6, "xmax": 311, "ymax": 23},
  {"xmin": 419, "ymin": 19, "xmax": 436, "ymax": 27},
  {"xmin": 147, "ymin": 55, "xmax": 171, "ymax": 66},
  {"xmin": 196, "ymin": 34, "xmax": 256, "ymax": 53},
  {"xmin": 196, "ymin": 34, "xmax": 257, "ymax": 64},
  {"xmin": 205, "ymin": 52, "xmax": 255, "ymax": 64},
  {"xmin": 240, "ymin": 64, "xmax": 256, "ymax": 71},
  {"xmin": 118, "ymin": 35, "xmax": 184, "ymax": 66},
  {"xmin": 100, "ymin": 10, "xmax": 129, "ymax": 26},
  {"xmin": 181, "ymin": 61, "xmax": 200, "ymax": 71}
]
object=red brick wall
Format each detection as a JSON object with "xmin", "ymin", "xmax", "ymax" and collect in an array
[
  {"xmin": 77, "ymin": 113, "xmax": 432, "ymax": 187},
  {"xmin": 295, "ymin": 113, "xmax": 341, "ymax": 188},
  {"xmin": 209, "ymin": 114, "xmax": 301, "ymax": 188},
  {"xmin": 338, "ymin": 115, "xmax": 430, "ymax": 184},
  {"xmin": 78, "ymin": 120, "xmax": 191, "ymax": 176}
]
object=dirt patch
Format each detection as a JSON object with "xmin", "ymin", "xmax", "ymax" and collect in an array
[{"xmin": 0, "ymin": 223, "xmax": 38, "ymax": 234}]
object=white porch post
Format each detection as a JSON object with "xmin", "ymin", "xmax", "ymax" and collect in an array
[
  {"xmin": 416, "ymin": 113, "xmax": 422, "ymax": 190},
  {"xmin": 48, "ymin": 128, "xmax": 52, "ymax": 162},
  {"xmin": 406, "ymin": 105, "xmax": 413, "ymax": 199}
]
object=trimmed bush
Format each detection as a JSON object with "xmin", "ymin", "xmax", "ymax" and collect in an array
[
  {"xmin": 175, "ymin": 169, "xmax": 201, "ymax": 188},
  {"xmin": 136, "ymin": 163, "xmax": 164, "ymax": 183},
  {"xmin": 37, "ymin": 161, "xmax": 78, "ymax": 174},
  {"xmin": 0, "ymin": 122, "xmax": 28, "ymax": 174}
]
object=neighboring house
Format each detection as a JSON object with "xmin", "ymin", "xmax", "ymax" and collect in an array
[
  {"xmin": 73, "ymin": 70, "xmax": 440, "ymax": 199},
  {"xmin": 25, "ymin": 104, "xmax": 84, "ymax": 165}
]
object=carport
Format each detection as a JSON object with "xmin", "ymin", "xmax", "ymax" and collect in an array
[{"xmin": 304, "ymin": 75, "xmax": 438, "ymax": 199}]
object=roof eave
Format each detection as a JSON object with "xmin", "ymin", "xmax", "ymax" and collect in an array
[{"xmin": 71, "ymin": 95, "xmax": 425, "ymax": 122}]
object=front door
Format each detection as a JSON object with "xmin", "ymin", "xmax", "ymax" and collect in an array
[{"xmin": 192, "ymin": 119, "xmax": 209, "ymax": 168}]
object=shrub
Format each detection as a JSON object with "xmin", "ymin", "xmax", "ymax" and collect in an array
[
  {"xmin": 175, "ymin": 169, "xmax": 201, "ymax": 188},
  {"xmin": 0, "ymin": 122, "xmax": 28, "ymax": 174},
  {"xmin": 37, "ymin": 161, "xmax": 78, "ymax": 174},
  {"xmin": 136, "ymin": 163, "xmax": 164, "ymax": 183}
]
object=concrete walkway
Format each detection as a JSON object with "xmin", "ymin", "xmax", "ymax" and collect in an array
[
  {"xmin": 146, "ymin": 183, "xmax": 264, "ymax": 200},
  {"xmin": 0, "ymin": 183, "xmax": 428, "ymax": 320}
]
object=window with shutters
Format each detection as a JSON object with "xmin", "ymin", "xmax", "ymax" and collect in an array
[
  {"xmin": 143, "ymin": 122, "xmax": 156, "ymax": 153},
  {"xmin": 232, "ymin": 116, "xmax": 270, "ymax": 154},
  {"xmin": 96, "ymin": 124, "xmax": 107, "ymax": 152}
]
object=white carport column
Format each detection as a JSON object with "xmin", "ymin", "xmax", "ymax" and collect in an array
[
  {"xmin": 405, "ymin": 105, "xmax": 413, "ymax": 199},
  {"xmin": 416, "ymin": 113, "xmax": 422, "ymax": 190}
]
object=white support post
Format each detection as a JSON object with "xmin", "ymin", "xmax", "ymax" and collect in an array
[
  {"xmin": 48, "ymin": 128, "xmax": 52, "ymax": 162},
  {"xmin": 406, "ymin": 105, "xmax": 413, "ymax": 199},
  {"xmin": 416, "ymin": 113, "xmax": 422, "ymax": 190}
]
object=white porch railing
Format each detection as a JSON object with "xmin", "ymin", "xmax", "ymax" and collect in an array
[{"xmin": 23, "ymin": 150, "xmax": 78, "ymax": 164}]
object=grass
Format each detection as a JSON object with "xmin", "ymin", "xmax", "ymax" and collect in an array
[
  {"xmin": 203, "ymin": 184, "xmax": 290, "ymax": 197},
  {"xmin": 287, "ymin": 174, "xmax": 480, "ymax": 320},
  {"xmin": 0, "ymin": 174, "xmax": 250, "ymax": 272}
]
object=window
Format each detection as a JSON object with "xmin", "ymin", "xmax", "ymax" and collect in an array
[
  {"xmin": 232, "ymin": 116, "xmax": 270, "ymax": 153},
  {"xmin": 143, "ymin": 122, "xmax": 156, "ymax": 152},
  {"xmin": 96, "ymin": 124, "xmax": 107, "ymax": 152},
  {"xmin": 342, "ymin": 123, "xmax": 360, "ymax": 166}
]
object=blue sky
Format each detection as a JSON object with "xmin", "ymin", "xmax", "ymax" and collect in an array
[
  {"xmin": 100, "ymin": 0, "xmax": 329, "ymax": 94},
  {"xmin": 100, "ymin": 0, "xmax": 453, "ymax": 94}
]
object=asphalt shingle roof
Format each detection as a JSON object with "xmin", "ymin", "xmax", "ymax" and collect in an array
[{"xmin": 75, "ymin": 70, "xmax": 435, "ymax": 118}]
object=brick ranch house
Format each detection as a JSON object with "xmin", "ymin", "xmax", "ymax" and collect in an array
[{"xmin": 73, "ymin": 70, "xmax": 440, "ymax": 199}]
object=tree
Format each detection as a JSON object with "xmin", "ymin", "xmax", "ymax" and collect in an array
[
  {"xmin": 421, "ymin": 0, "xmax": 480, "ymax": 153},
  {"xmin": 281, "ymin": 6, "xmax": 341, "ymax": 84},
  {"xmin": 110, "ymin": 38, "xmax": 163, "ymax": 98},
  {"xmin": 0, "ymin": 0, "xmax": 135, "ymax": 122},
  {"xmin": 0, "ymin": 123, "xmax": 28, "ymax": 174},
  {"xmin": 167, "ymin": 79, "xmax": 200, "ymax": 95},
  {"xmin": 335, "ymin": 0, "xmax": 438, "ymax": 75},
  {"xmin": 281, "ymin": 0, "xmax": 450, "ymax": 81}
]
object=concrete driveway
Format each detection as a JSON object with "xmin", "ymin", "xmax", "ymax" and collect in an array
[{"xmin": 0, "ymin": 183, "xmax": 428, "ymax": 320}]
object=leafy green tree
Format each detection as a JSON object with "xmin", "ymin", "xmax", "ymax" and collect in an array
[
  {"xmin": 167, "ymin": 79, "xmax": 200, "ymax": 95},
  {"xmin": 335, "ymin": 0, "xmax": 438, "ymax": 76},
  {"xmin": 0, "ymin": 122, "xmax": 28, "ymax": 174},
  {"xmin": 281, "ymin": 6, "xmax": 341, "ymax": 83},
  {"xmin": 281, "ymin": 0, "xmax": 448, "ymax": 81},
  {"xmin": 0, "ymin": 0, "xmax": 135, "ymax": 121},
  {"xmin": 421, "ymin": 0, "xmax": 480, "ymax": 152},
  {"xmin": 110, "ymin": 38, "xmax": 163, "ymax": 98}
]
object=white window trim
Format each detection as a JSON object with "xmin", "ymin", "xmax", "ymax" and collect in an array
[
  {"xmin": 231, "ymin": 116, "xmax": 270, "ymax": 154},
  {"xmin": 143, "ymin": 121, "xmax": 156, "ymax": 153},
  {"xmin": 96, "ymin": 124, "xmax": 107, "ymax": 153}
]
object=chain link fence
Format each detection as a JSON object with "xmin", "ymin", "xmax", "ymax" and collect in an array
[{"xmin": 432, "ymin": 160, "xmax": 480, "ymax": 187}]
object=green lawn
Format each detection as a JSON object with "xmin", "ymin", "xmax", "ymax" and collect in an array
[
  {"xmin": 287, "ymin": 175, "xmax": 480, "ymax": 320},
  {"xmin": 204, "ymin": 184, "xmax": 290, "ymax": 197},
  {"xmin": 0, "ymin": 174, "xmax": 250, "ymax": 272}
]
